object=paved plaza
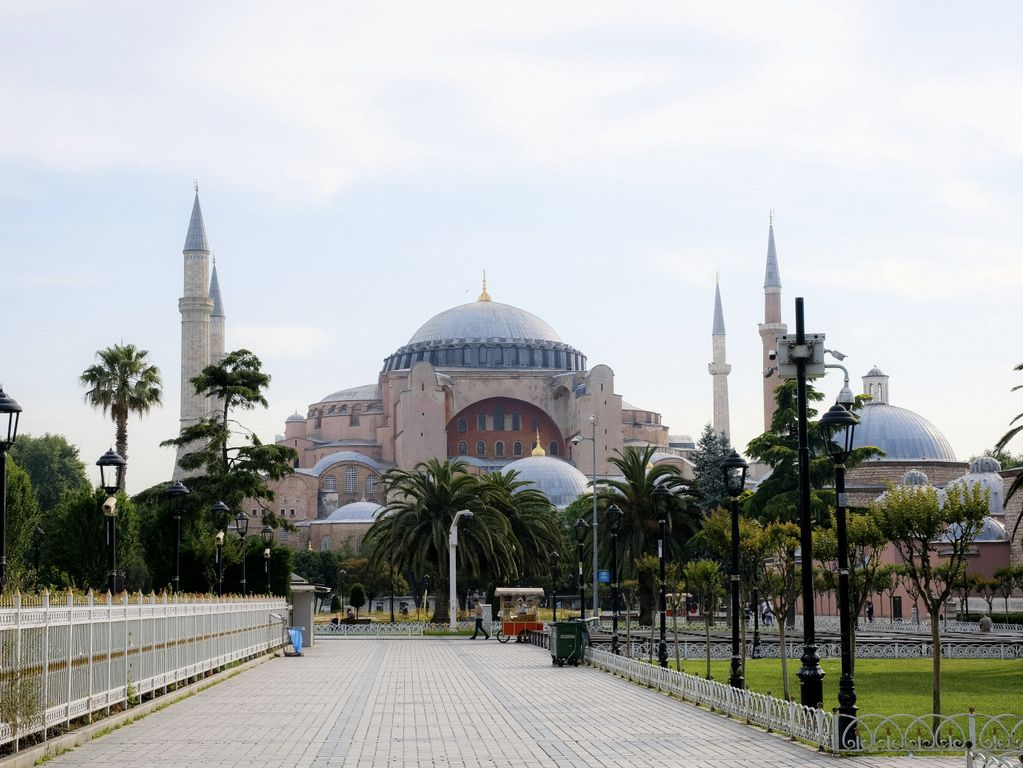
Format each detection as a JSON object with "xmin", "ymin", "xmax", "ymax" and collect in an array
[{"xmin": 39, "ymin": 639, "xmax": 960, "ymax": 768}]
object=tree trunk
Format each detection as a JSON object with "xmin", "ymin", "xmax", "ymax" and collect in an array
[
  {"xmin": 431, "ymin": 575, "xmax": 449, "ymax": 624},
  {"xmin": 625, "ymin": 602, "xmax": 633, "ymax": 658},
  {"xmin": 673, "ymin": 608, "xmax": 681, "ymax": 670},
  {"xmin": 930, "ymin": 609, "xmax": 942, "ymax": 736},
  {"xmin": 704, "ymin": 614, "xmax": 712, "ymax": 679},
  {"xmin": 115, "ymin": 414, "xmax": 128, "ymax": 490},
  {"xmin": 779, "ymin": 622, "xmax": 790, "ymax": 701}
]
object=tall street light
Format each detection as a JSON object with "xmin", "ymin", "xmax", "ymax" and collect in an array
[
  {"xmin": 261, "ymin": 522, "xmax": 274, "ymax": 594},
  {"xmin": 235, "ymin": 510, "xmax": 249, "ymax": 596},
  {"xmin": 210, "ymin": 501, "xmax": 229, "ymax": 597},
  {"xmin": 0, "ymin": 385, "xmax": 22, "ymax": 591},
  {"xmin": 549, "ymin": 551, "xmax": 560, "ymax": 622},
  {"xmin": 97, "ymin": 449, "xmax": 126, "ymax": 595},
  {"xmin": 165, "ymin": 481, "xmax": 190, "ymax": 593},
  {"xmin": 448, "ymin": 509, "xmax": 473, "ymax": 629},
  {"xmin": 574, "ymin": 517, "xmax": 589, "ymax": 619},
  {"xmin": 606, "ymin": 503, "xmax": 623, "ymax": 655},
  {"xmin": 571, "ymin": 414, "xmax": 600, "ymax": 617},
  {"xmin": 820, "ymin": 401, "xmax": 860, "ymax": 748},
  {"xmin": 653, "ymin": 484, "xmax": 671, "ymax": 668},
  {"xmin": 337, "ymin": 568, "xmax": 348, "ymax": 612},
  {"xmin": 722, "ymin": 449, "xmax": 749, "ymax": 689}
]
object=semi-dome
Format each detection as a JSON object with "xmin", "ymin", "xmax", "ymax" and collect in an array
[
  {"xmin": 300, "ymin": 451, "xmax": 387, "ymax": 477},
  {"xmin": 321, "ymin": 500, "xmax": 384, "ymax": 523},
  {"xmin": 504, "ymin": 455, "xmax": 589, "ymax": 509},
  {"xmin": 382, "ymin": 286, "xmax": 586, "ymax": 373},
  {"xmin": 319, "ymin": 384, "xmax": 381, "ymax": 403}
]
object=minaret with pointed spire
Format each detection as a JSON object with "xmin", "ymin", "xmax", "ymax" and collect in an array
[
  {"xmin": 708, "ymin": 275, "xmax": 731, "ymax": 438},
  {"xmin": 175, "ymin": 186, "xmax": 214, "ymax": 478},
  {"xmin": 757, "ymin": 212, "xmax": 788, "ymax": 431},
  {"xmin": 209, "ymin": 256, "xmax": 226, "ymax": 365}
]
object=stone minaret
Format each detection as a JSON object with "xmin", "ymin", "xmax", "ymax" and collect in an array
[
  {"xmin": 175, "ymin": 189, "xmax": 214, "ymax": 479},
  {"xmin": 757, "ymin": 214, "xmax": 788, "ymax": 431},
  {"xmin": 708, "ymin": 276, "xmax": 731, "ymax": 439},
  {"xmin": 209, "ymin": 258, "xmax": 226, "ymax": 364}
]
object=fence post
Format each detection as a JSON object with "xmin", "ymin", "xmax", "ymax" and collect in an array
[
  {"xmin": 965, "ymin": 741, "xmax": 974, "ymax": 768},
  {"xmin": 13, "ymin": 591, "xmax": 22, "ymax": 752},
  {"xmin": 815, "ymin": 705, "xmax": 825, "ymax": 751},
  {"xmin": 65, "ymin": 590, "xmax": 73, "ymax": 730},
  {"xmin": 968, "ymin": 706, "xmax": 976, "ymax": 746}
]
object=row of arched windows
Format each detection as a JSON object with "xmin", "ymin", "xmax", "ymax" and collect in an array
[
  {"xmin": 322, "ymin": 467, "xmax": 377, "ymax": 495},
  {"xmin": 456, "ymin": 440, "xmax": 559, "ymax": 458}
]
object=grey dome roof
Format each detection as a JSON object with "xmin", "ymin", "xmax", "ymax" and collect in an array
[
  {"xmin": 939, "ymin": 516, "xmax": 1008, "ymax": 544},
  {"xmin": 901, "ymin": 469, "xmax": 930, "ymax": 486},
  {"xmin": 866, "ymin": 366, "xmax": 887, "ymax": 377},
  {"xmin": 321, "ymin": 500, "xmax": 384, "ymax": 523},
  {"xmin": 320, "ymin": 384, "xmax": 381, "ymax": 403},
  {"xmin": 286, "ymin": 412, "xmax": 305, "ymax": 423},
  {"xmin": 383, "ymin": 297, "xmax": 586, "ymax": 374},
  {"xmin": 299, "ymin": 451, "xmax": 386, "ymax": 477},
  {"xmin": 852, "ymin": 403, "xmax": 957, "ymax": 462},
  {"xmin": 505, "ymin": 456, "xmax": 589, "ymax": 509},
  {"xmin": 945, "ymin": 459, "xmax": 1005, "ymax": 516},
  {"xmin": 969, "ymin": 456, "xmax": 1002, "ymax": 474}
]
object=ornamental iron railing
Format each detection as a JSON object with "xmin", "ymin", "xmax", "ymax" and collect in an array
[
  {"xmin": 0, "ymin": 590, "xmax": 286, "ymax": 753},
  {"xmin": 966, "ymin": 744, "xmax": 1023, "ymax": 767}
]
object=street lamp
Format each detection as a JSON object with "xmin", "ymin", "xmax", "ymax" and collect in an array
[
  {"xmin": 653, "ymin": 484, "xmax": 671, "ymax": 668},
  {"xmin": 0, "ymin": 385, "xmax": 22, "ymax": 591},
  {"xmin": 606, "ymin": 503, "xmax": 623, "ymax": 654},
  {"xmin": 389, "ymin": 557, "xmax": 396, "ymax": 623},
  {"xmin": 574, "ymin": 517, "xmax": 589, "ymax": 620},
  {"xmin": 165, "ymin": 481, "xmax": 190, "ymax": 594},
  {"xmin": 448, "ymin": 509, "xmax": 473, "ymax": 629},
  {"xmin": 97, "ymin": 449, "xmax": 126, "ymax": 595},
  {"xmin": 235, "ymin": 510, "xmax": 249, "ymax": 596},
  {"xmin": 261, "ymin": 522, "xmax": 274, "ymax": 594},
  {"xmin": 32, "ymin": 525, "xmax": 43, "ymax": 573},
  {"xmin": 722, "ymin": 449, "xmax": 749, "ymax": 689},
  {"xmin": 210, "ymin": 501, "xmax": 229, "ymax": 596},
  {"xmin": 820, "ymin": 401, "xmax": 860, "ymax": 747},
  {"xmin": 571, "ymin": 414, "xmax": 600, "ymax": 617},
  {"xmin": 549, "ymin": 551, "xmax": 560, "ymax": 622},
  {"xmin": 337, "ymin": 568, "xmax": 347, "ymax": 613}
]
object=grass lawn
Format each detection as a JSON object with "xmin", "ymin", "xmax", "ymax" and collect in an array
[{"xmin": 670, "ymin": 656, "xmax": 1023, "ymax": 717}]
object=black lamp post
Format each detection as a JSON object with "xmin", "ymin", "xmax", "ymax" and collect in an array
[
  {"xmin": 820, "ymin": 401, "xmax": 860, "ymax": 747},
  {"xmin": 722, "ymin": 449, "xmax": 749, "ymax": 689},
  {"xmin": 606, "ymin": 503, "xmax": 623, "ymax": 654},
  {"xmin": 32, "ymin": 525, "xmax": 43, "ymax": 573},
  {"xmin": 653, "ymin": 484, "xmax": 671, "ymax": 668},
  {"xmin": 235, "ymin": 510, "xmax": 249, "ymax": 596},
  {"xmin": 97, "ymin": 449, "xmax": 126, "ymax": 595},
  {"xmin": 751, "ymin": 579, "xmax": 761, "ymax": 659},
  {"xmin": 261, "ymin": 522, "xmax": 274, "ymax": 594},
  {"xmin": 210, "ymin": 501, "xmax": 229, "ymax": 596},
  {"xmin": 0, "ymin": 385, "xmax": 22, "ymax": 592},
  {"xmin": 549, "ymin": 551, "xmax": 560, "ymax": 622},
  {"xmin": 165, "ymin": 481, "xmax": 190, "ymax": 594},
  {"xmin": 575, "ymin": 517, "xmax": 589, "ymax": 620},
  {"xmin": 389, "ymin": 557, "xmax": 396, "ymax": 623}
]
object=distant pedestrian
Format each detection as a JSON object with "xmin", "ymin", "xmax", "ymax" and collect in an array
[
  {"xmin": 761, "ymin": 601, "xmax": 774, "ymax": 627},
  {"xmin": 865, "ymin": 600, "xmax": 874, "ymax": 623},
  {"xmin": 470, "ymin": 600, "xmax": 489, "ymax": 639}
]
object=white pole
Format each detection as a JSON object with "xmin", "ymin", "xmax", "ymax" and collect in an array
[{"xmin": 448, "ymin": 510, "xmax": 473, "ymax": 630}]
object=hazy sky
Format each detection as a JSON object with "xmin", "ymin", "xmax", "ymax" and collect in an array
[{"xmin": 3, "ymin": 2, "xmax": 1022, "ymax": 494}]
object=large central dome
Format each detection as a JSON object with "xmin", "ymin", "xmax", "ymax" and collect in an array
[{"xmin": 383, "ymin": 287, "xmax": 586, "ymax": 373}]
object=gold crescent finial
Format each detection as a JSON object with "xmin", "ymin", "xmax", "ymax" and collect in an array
[
  {"xmin": 478, "ymin": 270, "xmax": 491, "ymax": 302},
  {"xmin": 531, "ymin": 428, "xmax": 545, "ymax": 456}
]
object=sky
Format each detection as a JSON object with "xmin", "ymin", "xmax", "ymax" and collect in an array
[{"xmin": 2, "ymin": 2, "xmax": 1022, "ymax": 494}]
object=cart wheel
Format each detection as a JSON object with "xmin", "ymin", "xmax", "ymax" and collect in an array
[
  {"xmin": 497, "ymin": 631, "xmax": 510, "ymax": 644},
  {"xmin": 518, "ymin": 631, "xmax": 527, "ymax": 643},
  {"xmin": 556, "ymin": 658, "xmax": 565, "ymax": 667}
]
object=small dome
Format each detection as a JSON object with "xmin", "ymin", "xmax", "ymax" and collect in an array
[
  {"xmin": 504, "ymin": 455, "xmax": 589, "ymax": 509},
  {"xmin": 286, "ymin": 412, "xmax": 305, "ymax": 423},
  {"xmin": 853, "ymin": 403, "xmax": 956, "ymax": 462},
  {"xmin": 866, "ymin": 366, "xmax": 886, "ymax": 377},
  {"xmin": 945, "ymin": 458, "xmax": 1005, "ymax": 516},
  {"xmin": 319, "ymin": 384, "xmax": 381, "ymax": 403},
  {"xmin": 969, "ymin": 456, "xmax": 1002, "ymax": 474},
  {"xmin": 901, "ymin": 469, "xmax": 930, "ymax": 486},
  {"xmin": 322, "ymin": 500, "xmax": 384, "ymax": 523},
  {"xmin": 939, "ymin": 516, "xmax": 1008, "ymax": 544}
]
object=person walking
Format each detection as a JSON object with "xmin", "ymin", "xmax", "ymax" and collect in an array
[
  {"xmin": 470, "ymin": 599, "xmax": 489, "ymax": 639},
  {"xmin": 865, "ymin": 600, "xmax": 874, "ymax": 623}
]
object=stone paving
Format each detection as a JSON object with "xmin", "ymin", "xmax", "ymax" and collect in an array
[{"xmin": 41, "ymin": 638, "xmax": 961, "ymax": 767}]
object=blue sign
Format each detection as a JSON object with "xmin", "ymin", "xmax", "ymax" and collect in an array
[{"xmin": 597, "ymin": 569, "xmax": 610, "ymax": 584}]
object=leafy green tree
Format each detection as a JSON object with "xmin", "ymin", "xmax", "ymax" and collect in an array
[
  {"xmin": 994, "ymin": 566, "xmax": 1023, "ymax": 622},
  {"xmin": 973, "ymin": 576, "xmax": 999, "ymax": 617},
  {"xmin": 349, "ymin": 582, "xmax": 366, "ymax": 617},
  {"xmin": 9, "ymin": 434, "xmax": 89, "ymax": 513},
  {"xmin": 330, "ymin": 594, "xmax": 341, "ymax": 612},
  {"xmin": 80, "ymin": 343, "xmax": 163, "ymax": 490},
  {"xmin": 1, "ymin": 456, "xmax": 41, "ymax": 591},
  {"xmin": 760, "ymin": 520, "xmax": 802, "ymax": 700},
  {"xmin": 162, "ymin": 349, "xmax": 297, "ymax": 521},
  {"xmin": 872, "ymin": 482, "xmax": 989, "ymax": 725},
  {"xmin": 996, "ymin": 361, "xmax": 1023, "ymax": 526},
  {"xmin": 683, "ymin": 558, "xmax": 723, "ymax": 679},
  {"xmin": 691, "ymin": 423, "xmax": 731, "ymax": 513}
]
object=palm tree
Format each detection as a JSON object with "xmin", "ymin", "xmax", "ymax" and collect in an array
[
  {"xmin": 996, "ymin": 361, "xmax": 1023, "ymax": 540},
  {"xmin": 80, "ymin": 343, "xmax": 163, "ymax": 490},
  {"xmin": 601, "ymin": 445, "xmax": 698, "ymax": 624}
]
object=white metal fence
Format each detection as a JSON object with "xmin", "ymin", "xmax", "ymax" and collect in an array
[
  {"xmin": 585, "ymin": 638, "xmax": 1023, "ymax": 660},
  {"xmin": 0, "ymin": 590, "xmax": 287, "ymax": 753},
  {"xmin": 966, "ymin": 746, "xmax": 1023, "ymax": 767}
]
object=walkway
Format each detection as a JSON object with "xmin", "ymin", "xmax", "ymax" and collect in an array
[{"xmin": 40, "ymin": 639, "xmax": 959, "ymax": 767}]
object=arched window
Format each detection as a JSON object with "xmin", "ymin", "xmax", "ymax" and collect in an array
[
  {"xmin": 365, "ymin": 475, "xmax": 377, "ymax": 496},
  {"xmin": 476, "ymin": 441, "xmax": 486, "ymax": 456},
  {"xmin": 458, "ymin": 441, "xmax": 468, "ymax": 455},
  {"xmin": 323, "ymin": 475, "xmax": 337, "ymax": 492},
  {"xmin": 345, "ymin": 466, "xmax": 358, "ymax": 493},
  {"xmin": 549, "ymin": 442, "xmax": 558, "ymax": 456},
  {"xmin": 495, "ymin": 441, "xmax": 505, "ymax": 457},
  {"xmin": 457, "ymin": 417, "xmax": 468, "ymax": 433},
  {"xmin": 320, "ymin": 535, "xmax": 332, "ymax": 551},
  {"xmin": 513, "ymin": 441, "xmax": 523, "ymax": 456}
]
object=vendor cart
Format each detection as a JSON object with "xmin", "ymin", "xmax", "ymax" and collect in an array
[{"xmin": 494, "ymin": 587, "xmax": 545, "ymax": 643}]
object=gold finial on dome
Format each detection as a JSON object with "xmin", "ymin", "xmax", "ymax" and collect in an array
[
  {"xmin": 531, "ymin": 428, "xmax": 545, "ymax": 456},
  {"xmin": 478, "ymin": 270, "xmax": 492, "ymax": 302}
]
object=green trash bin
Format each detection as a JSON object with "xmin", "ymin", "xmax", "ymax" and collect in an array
[{"xmin": 550, "ymin": 620, "xmax": 585, "ymax": 667}]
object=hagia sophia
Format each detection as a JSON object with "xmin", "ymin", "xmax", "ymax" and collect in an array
[{"xmin": 173, "ymin": 192, "xmax": 1020, "ymax": 592}]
